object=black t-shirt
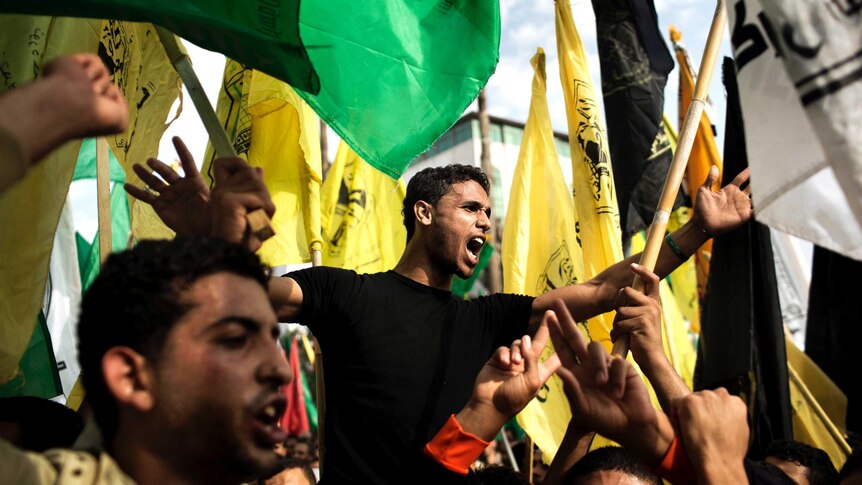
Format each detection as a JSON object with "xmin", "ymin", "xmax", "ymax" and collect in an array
[{"xmin": 288, "ymin": 267, "xmax": 534, "ymax": 484}]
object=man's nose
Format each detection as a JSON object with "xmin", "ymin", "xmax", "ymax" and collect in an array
[{"xmin": 259, "ymin": 347, "xmax": 293, "ymax": 387}]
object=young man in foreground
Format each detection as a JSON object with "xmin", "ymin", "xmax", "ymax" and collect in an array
[{"xmin": 2, "ymin": 238, "xmax": 291, "ymax": 484}]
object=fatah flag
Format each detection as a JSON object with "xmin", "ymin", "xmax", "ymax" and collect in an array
[
  {"xmin": 592, "ymin": 0, "xmax": 681, "ymax": 238},
  {"xmin": 728, "ymin": 0, "xmax": 862, "ymax": 261},
  {"xmin": 321, "ymin": 142, "xmax": 406, "ymax": 273},
  {"xmin": 503, "ymin": 49, "xmax": 584, "ymax": 462},
  {"xmin": 0, "ymin": 0, "xmax": 319, "ymax": 93},
  {"xmin": 202, "ymin": 60, "xmax": 323, "ymax": 266},
  {"xmin": 0, "ymin": 16, "xmax": 99, "ymax": 385},
  {"xmin": 556, "ymin": 0, "xmax": 623, "ymax": 345}
]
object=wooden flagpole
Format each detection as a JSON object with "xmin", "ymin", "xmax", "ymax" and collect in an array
[
  {"xmin": 96, "ymin": 137, "xmax": 112, "ymax": 266},
  {"xmin": 613, "ymin": 0, "xmax": 726, "ymax": 357},
  {"xmin": 154, "ymin": 27, "xmax": 274, "ymax": 241}
]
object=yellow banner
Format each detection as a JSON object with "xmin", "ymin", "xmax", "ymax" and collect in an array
[
  {"xmin": 503, "ymin": 49, "xmax": 582, "ymax": 460},
  {"xmin": 202, "ymin": 60, "xmax": 322, "ymax": 266},
  {"xmin": 321, "ymin": 142, "xmax": 405, "ymax": 273}
]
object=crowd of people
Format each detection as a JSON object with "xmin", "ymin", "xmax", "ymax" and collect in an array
[{"xmin": 0, "ymin": 54, "xmax": 860, "ymax": 485}]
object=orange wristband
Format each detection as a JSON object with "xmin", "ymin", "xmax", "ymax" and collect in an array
[
  {"xmin": 423, "ymin": 414, "xmax": 491, "ymax": 476},
  {"xmin": 651, "ymin": 435, "xmax": 696, "ymax": 484}
]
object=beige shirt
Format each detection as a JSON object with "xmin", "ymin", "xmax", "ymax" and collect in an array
[{"xmin": 0, "ymin": 439, "xmax": 136, "ymax": 485}]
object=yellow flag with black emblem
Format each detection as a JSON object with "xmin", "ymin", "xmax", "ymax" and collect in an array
[
  {"xmin": 0, "ymin": 16, "xmax": 100, "ymax": 385},
  {"xmin": 95, "ymin": 21, "xmax": 182, "ymax": 242},
  {"xmin": 503, "ymin": 48, "xmax": 583, "ymax": 462},
  {"xmin": 556, "ymin": 0, "xmax": 623, "ymax": 350},
  {"xmin": 202, "ymin": 60, "xmax": 322, "ymax": 267},
  {"xmin": 0, "ymin": 17, "xmax": 178, "ymax": 385},
  {"xmin": 321, "ymin": 142, "xmax": 406, "ymax": 273}
]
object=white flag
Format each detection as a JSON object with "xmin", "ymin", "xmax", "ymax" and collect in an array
[{"xmin": 729, "ymin": 0, "xmax": 862, "ymax": 260}]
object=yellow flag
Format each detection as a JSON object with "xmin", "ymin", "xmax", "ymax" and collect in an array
[
  {"xmin": 321, "ymin": 142, "xmax": 406, "ymax": 273},
  {"xmin": 785, "ymin": 337, "xmax": 850, "ymax": 468},
  {"xmin": 203, "ymin": 60, "xmax": 323, "ymax": 267},
  {"xmin": 0, "ymin": 16, "xmax": 100, "ymax": 384},
  {"xmin": 670, "ymin": 26, "xmax": 721, "ymax": 300},
  {"xmin": 503, "ymin": 49, "xmax": 583, "ymax": 461},
  {"xmin": 556, "ymin": 0, "xmax": 624, "ymax": 350}
]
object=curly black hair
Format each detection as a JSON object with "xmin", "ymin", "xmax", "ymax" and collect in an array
[
  {"xmin": 766, "ymin": 440, "xmax": 838, "ymax": 484},
  {"xmin": 402, "ymin": 164, "xmax": 490, "ymax": 242},
  {"xmin": 77, "ymin": 237, "xmax": 269, "ymax": 440},
  {"xmin": 567, "ymin": 446, "xmax": 662, "ymax": 484}
]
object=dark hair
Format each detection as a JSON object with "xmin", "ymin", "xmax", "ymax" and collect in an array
[
  {"xmin": 766, "ymin": 440, "xmax": 838, "ymax": 484},
  {"xmin": 257, "ymin": 457, "xmax": 316, "ymax": 484},
  {"xmin": 566, "ymin": 447, "xmax": 662, "ymax": 484},
  {"xmin": 77, "ymin": 237, "xmax": 269, "ymax": 440},
  {"xmin": 402, "ymin": 164, "xmax": 490, "ymax": 241},
  {"xmin": 0, "ymin": 396, "xmax": 84, "ymax": 451},
  {"xmin": 474, "ymin": 464, "xmax": 528, "ymax": 484},
  {"xmin": 839, "ymin": 446, "xmax": 862, "ymax": 483}
]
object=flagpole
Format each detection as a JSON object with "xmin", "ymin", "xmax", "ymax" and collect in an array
[
  {"xmin": 787, "ymin": 365, "xmax": 852, "ymax": 455},
  {"xmin": 612, "ymin": 0, "xmax": 726, "ymax": 357},
  {"xmin": 154, "ymin": 27, "xmax": 274, "ymax": 242},
  {"xmin": 96, "ymin": 137, "xmax": 112, "ymax": 266}
]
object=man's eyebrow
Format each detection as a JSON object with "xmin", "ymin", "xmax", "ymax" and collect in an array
[
  {"xmin": 204, "ymin": 316, "xmax": 260, "ymax": 333},
  {"xmin": 204, "ymin": 317, "xmax": 281, "ymax": 340}
]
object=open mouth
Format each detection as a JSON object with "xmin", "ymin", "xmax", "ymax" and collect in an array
[
  {"xmin": 466, "ymin": 236, "xmax": 484, "ymax": 264},
  {"xmin": 251, "ymin": 397, "xmax": 288, "ymax": 446}
]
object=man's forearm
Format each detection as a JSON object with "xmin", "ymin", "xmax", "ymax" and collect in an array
[
  {"xmin": 588, "ymin": 221, "xmax": 710, "ymax": 316},
  {"xmin": 639, "ymin": 353, "xmax": 691, "ymax": 415},
  {"xmin": 544, "ymin": 422, "xmax": 594, "ymax": 485}
]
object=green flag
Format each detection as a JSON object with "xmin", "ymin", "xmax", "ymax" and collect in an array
[
  {"xmin": 0, "ymin": 0, "xmax": 319, "ymax": 93},
  {"xmin": 297, "ymin": 1, "xmax": 500, "ymax": 177},
  {"xmin": 0, "ymin": 312, "xmax": 62, "ymax": 399}
]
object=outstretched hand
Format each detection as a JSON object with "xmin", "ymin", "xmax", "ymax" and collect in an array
[
  {"xmin": 124, "ymin": 137, "xmax": 212, "ymax": 236},
  {"xmin": 692, "ymin": 165, "xmax": 753, "ymax": 236},
  {"xmin": 456, "ymin": 319, "xmax": 559, "ymax": 441},
  {"xmin": 546, "ymin": 300, "xmax": 673, "ymax": 462}
]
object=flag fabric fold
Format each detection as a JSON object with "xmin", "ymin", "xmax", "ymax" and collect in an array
[
  {"xmin": 320, "ymin": 142, "xmax": 406, "ymax": 273},
  {"xmin": 556, "ymin": 0, "xmax": 624, "ymax": 345},
  {"xmin": 504, "ymin": 48, "xmax": 582, "ymax": 462},
  {"xmin": 0, "ymin": 16, "xmax": 100, "ymax": 385},
  {"xmin": 296, "ymin": 1, "xmax": 501, "ymax": 178},
  {"xmin": 0, "ymin": 0, "xmax": 319, "ymax": 94},
  {"xmin": 728, "ymin": 0, "xmax": 862, "ymax": 261},
  {"xmin": 593, "ymin": 0, "xmax": 682, "ymax": 238},
  {"xmin": 281, "ymin": 336, "xmax": 310, "ymax": 435},
  {"xmin": 203, "ymin": 60, "xmax": 322, "ymax": 267},
  {"xmin": 670, "ymin": 26, "xmax": 721, "ymax": 299}
]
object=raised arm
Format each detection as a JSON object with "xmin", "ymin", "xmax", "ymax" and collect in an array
[
  {"xmin": 0, "ymin": 54, "xmax": 128, "ymax": 192},
  {"xmin": 424, "ymin": 319, "xmax": 559, "ymax": 476},
  {"xmin": 532, "ymin": 165, "xmax": 752, "ymax": 325},
  {"xmin": 545, "ymin": 300, "xmax": 674, "ymax": 465},
  {"xmin": 609, "ymin": 264, "xmax": 691, "ymax": 414}
]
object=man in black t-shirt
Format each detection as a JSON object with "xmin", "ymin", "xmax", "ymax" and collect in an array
[{"xmin": 129, "ymin": 150, "xmax": 753, "ymax": 483}]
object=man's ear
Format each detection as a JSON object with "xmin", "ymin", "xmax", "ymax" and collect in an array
[
  {"xmin": 102, "ymin": 347, "xmax": 155, "ymax": 413},
  {"xmin": 414, "ymin": 200, "xmax": 433, "ymax": 228}
]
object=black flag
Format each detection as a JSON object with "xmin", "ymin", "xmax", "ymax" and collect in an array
[
  {"xmin": 696, "ymin": 57, "xmax": 792, "ymax": 456},
  {"xmin": 593, "ymin": 0, "xmax": 684, "ymax": 239}
]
